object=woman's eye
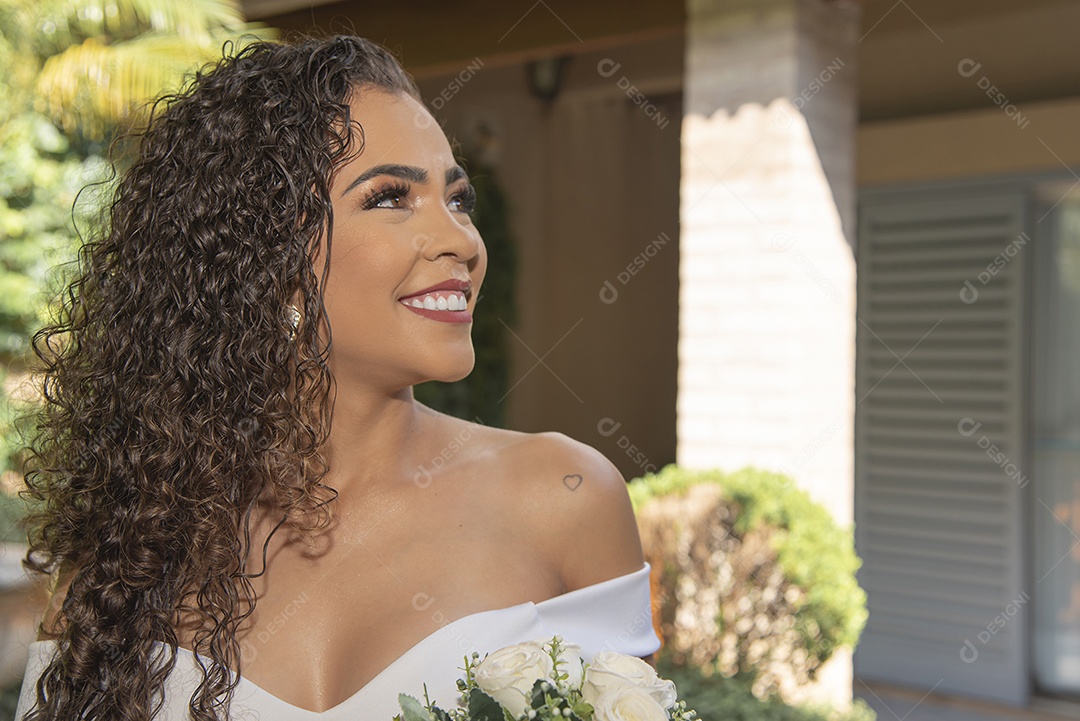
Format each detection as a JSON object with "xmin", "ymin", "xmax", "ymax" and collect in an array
[
  {"xmin": 376, "ymin": 193, "xmax": 406, "ymax": 209},
  {"xmin": 361, "ymin": 182, "xmax": 411, "ymax": 211},
  {"xmin": 449, "ymin": 185, "xmax": 477, "ymax": 214}
]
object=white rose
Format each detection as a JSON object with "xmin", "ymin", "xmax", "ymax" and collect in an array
[
  {"xmin": 592, "ymin": 685, "xmax": 670, "ymax": 721},
  {"xmin": 474, "ymin": 640, "xmax": 554, "ymax": 718},
  {"xmin": 552, "ymin": 640, "xmax": 584, "ymax": 690},
  {"xmin": 582, "ymin": 651, "xmax": 677, "ymax": 710}
]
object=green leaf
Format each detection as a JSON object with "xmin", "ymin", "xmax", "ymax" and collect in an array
[
  {"xmin": 397, "ymin": 694, "xmax": 436, "ymax": 721},
  {"xmin": 18, "ymin": 0, "xmax": 248, "ymax": 49},
  {"xmin": 35, "ymin": 27, "xmax": 274, "ymax": 137},
  {"xmin": 466, "ymin": 689, "xmax": 506, "ymax": 721},
  {"xmin": 572, "ymin": 699, "xmax": 594, "ymax": 718},
  {"xmin": 529, "ymin": 678, "xmax": 548, "ymax": 709}
]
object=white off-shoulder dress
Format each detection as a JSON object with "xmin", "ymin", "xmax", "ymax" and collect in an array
[{"xmin": 15, "ymin": 561, "xmax": 661, "ymax": 720}]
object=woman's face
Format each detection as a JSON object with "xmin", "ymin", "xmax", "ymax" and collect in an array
[{"xmin": 315, "ymin": 88, "xmax": 487, "ymax": 392}]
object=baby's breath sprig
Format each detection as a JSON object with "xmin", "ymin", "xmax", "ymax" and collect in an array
[
  {"xmin": 543, "ymin": 636, "xmax": 570, "ymax": 690},
  {"xmin": 457, "ymin": 651, "xmax": 485, "ymax": 694},
  {"xmin": 668, "ymin": 698, "xmax": 699, "ymax": 720}
]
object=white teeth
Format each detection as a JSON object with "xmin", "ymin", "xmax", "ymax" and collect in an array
[{"xmin": 403, "ymin": 292, "xmax": 467, "ymax": 312}]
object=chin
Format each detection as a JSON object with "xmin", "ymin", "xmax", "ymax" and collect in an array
[
  {"xmin": 417, "ymin": 354, "xmax": 476, "ymax": 384},
  {"xmin": 430, "ymin": 364, "xmax": 475, "ymax": 384}
]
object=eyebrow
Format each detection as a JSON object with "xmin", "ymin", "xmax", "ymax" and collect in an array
[{"xmin": 341, "ymin": 163, "xmax": 469, "ymax": 196}]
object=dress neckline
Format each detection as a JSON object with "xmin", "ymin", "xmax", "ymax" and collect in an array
[{"xmin": 170, "ymin": 561, "xmax": 652, "ymax": 717}]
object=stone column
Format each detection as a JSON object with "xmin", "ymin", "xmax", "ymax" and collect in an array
[{"xmin": 677, "ymin": 0, "xmax": 860, "ymax": 705}]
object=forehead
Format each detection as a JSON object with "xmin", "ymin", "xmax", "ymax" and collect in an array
[{"xmin": 336, "ymin": 88, "xmax": 455, "ymax": 184}]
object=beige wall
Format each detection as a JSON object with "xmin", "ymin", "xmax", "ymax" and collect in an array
[{"xmin": 858, "ymin": 96, "xmax": 1080, "ymax": 187}]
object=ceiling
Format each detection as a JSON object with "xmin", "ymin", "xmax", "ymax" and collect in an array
[{"xmin": 857, "ymin": 0, "xmax": 1080, "ymax": 121}]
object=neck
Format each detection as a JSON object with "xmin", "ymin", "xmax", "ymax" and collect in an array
[{"xmin": 320, "ymin": 381, "xmax": 431, "ymax": 500}]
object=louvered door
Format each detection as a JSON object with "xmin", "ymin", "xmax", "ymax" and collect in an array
[{"xmin": 853, "ymin": 193, "xmax": 1030, "ymax": 705}]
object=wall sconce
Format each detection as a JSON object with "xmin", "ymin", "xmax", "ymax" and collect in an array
[{"xmin": 525, "ymin": 55, "xmax": 572, "ymax": 103}]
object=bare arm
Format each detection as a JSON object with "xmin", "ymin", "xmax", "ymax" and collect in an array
[
  {"xmin": 524, "ymin": 432, "xmax": 661, "ymax": 669},
  {"xmin": 535, "ymin": 432, "xmax": 647, "ymax": 593}
]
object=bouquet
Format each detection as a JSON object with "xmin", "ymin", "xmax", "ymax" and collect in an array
[{"xmin": 394, "ymin": 635, "xmax": 698, "ymax": 721}]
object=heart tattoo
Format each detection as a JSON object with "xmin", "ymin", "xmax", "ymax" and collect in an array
[{"xmin": 563, "ymin": 474, "xmax": 583, "ymax": 491}]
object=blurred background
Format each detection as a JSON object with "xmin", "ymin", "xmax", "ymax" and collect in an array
[{"xmin": 1, "ymin": 1, "xmax": 1078, "ymax": 719}]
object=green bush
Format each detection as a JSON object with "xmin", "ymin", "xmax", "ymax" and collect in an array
[
  {"xmin": 0, "ymin": 491, "xmax": 27, "ymax": 543},
  {"xmin": 0, "ymin": 681, "xmax": 18, "ymax": 721},
  {"xmin": 658, "ymin": 655, "xmax": 875, "ymax": 721},
  {"xmin": 629, "ymin": 464, "xmax": 868, "ymax": 702}
]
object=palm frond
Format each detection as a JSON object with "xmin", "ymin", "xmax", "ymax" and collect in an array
[
  {"xmin": 16, "ymin": 0, "xmax": 249, "ymax": 51},
  {"xmin": 34, "ymin": 27, "xmax": 274, "ymax": 137}
]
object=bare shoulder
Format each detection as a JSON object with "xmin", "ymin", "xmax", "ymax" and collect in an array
[
  {"xmin": 500, "ymin": 430, "xmax": 647, "ymax": 594},
  {"xmin": 417, "ymin": 411, "xmax": 647, "ymax": 593}
]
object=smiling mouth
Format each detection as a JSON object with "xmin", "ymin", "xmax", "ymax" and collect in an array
[{"xmin": 398, "ymin": 290, "xmax": 469, "ymax": 312}]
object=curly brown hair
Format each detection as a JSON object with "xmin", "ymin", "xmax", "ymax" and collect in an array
[{"xmin": 18, "ymin": 34, "xmax": 422, "ymax": 721}]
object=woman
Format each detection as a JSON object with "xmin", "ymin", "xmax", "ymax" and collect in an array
[{"xmin": 13, "ymin": 34, "xmax": 659, "ymax": 721}]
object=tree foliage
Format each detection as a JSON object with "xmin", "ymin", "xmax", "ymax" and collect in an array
[
  {"xmin": 8, "ymin": 0, "xmax": 270, "ymax": 138},
  {"xmin": 0, "ymin": 0, "xmax": 272, "ymax": 479}
]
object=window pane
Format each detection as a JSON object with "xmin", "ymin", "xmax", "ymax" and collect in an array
[{"xmin": 1032, "ymin": 196, "xmax": 1080, "ymax": 696}]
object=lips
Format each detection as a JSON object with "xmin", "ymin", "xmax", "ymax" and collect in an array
[
  {"xmin": 399, "ymin": 278, "xmax": 472, "ymax": 301},
  {"xmin": 398, "ymin": 278, "xmax": 474, "ymax": 324}
]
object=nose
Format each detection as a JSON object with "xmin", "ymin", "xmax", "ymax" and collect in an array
[{"xmin": 413, "ymin": 206, "xmax": 482, "ymax": 266}]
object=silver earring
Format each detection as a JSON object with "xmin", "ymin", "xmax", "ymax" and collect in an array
[{"xmin": 287, "ymin": 304, "xmax": 301, "ymax": 340}]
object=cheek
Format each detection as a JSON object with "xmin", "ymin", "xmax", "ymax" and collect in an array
[{"xmin": 323, "ymin": 226, "xmax": 415, "ymax": 310}]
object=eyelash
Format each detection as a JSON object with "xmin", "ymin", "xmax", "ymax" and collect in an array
[
  {"xmin": 360, "ymin": 180, "xmax": 411, "ymax": 211},
  {"xmin": 452, "ymin": 184, "xmax": 477, "ymax": 214},
  {"xmin": 360, "ymin": 181, "xmax": 477, "ymax": 215}
]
